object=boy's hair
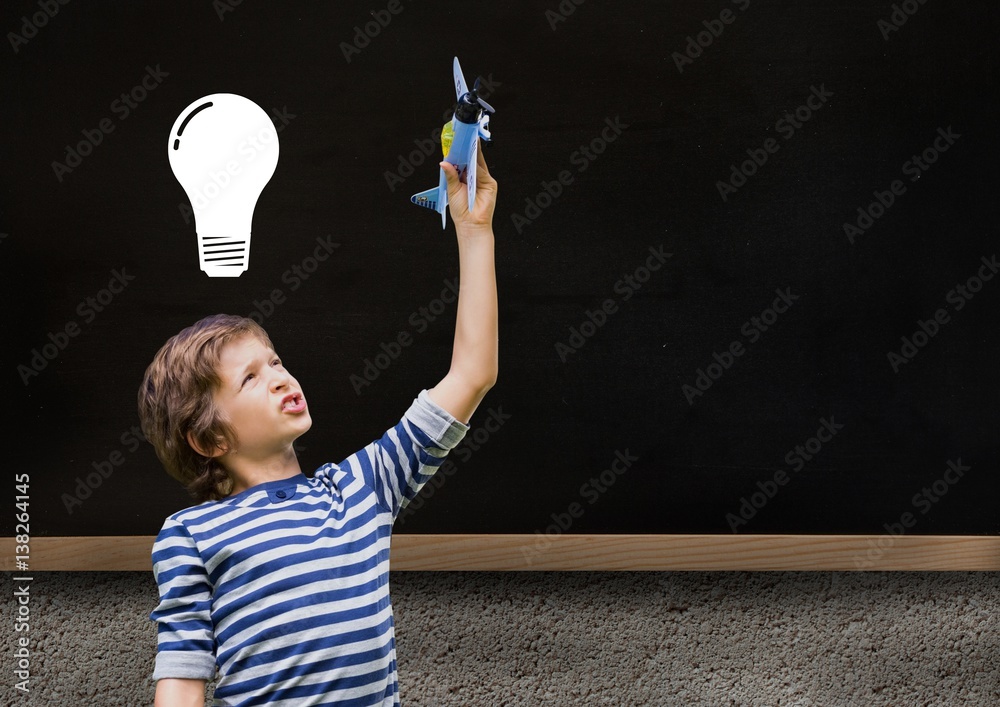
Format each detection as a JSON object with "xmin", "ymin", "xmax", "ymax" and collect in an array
[{"xmin": 138, "ymin": 314, "xmax": 274, "ymax": 503}]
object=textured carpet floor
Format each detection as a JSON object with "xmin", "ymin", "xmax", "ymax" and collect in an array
[{"xmin": 2, "ymin": 571, "xmax": 998, "ymax": 706}]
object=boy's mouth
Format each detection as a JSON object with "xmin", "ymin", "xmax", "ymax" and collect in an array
[{"xmin": 280, "ymin": 392, "xmax": 307, "ymax": 414}]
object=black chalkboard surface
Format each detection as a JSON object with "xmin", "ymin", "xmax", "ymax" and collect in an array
[{"xmin": 3, "ymin": 0, "xmax": 998, "ymax": 539}]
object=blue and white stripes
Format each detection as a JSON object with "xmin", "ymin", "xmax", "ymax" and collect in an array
[{"xmin": 150, "ymin": 389, "xmax": 469, "ymax": 706}]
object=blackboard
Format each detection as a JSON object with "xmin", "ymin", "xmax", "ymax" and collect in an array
[{"xmin": 3, "ymin": 0, "xmax": 998, "ymax": 546}]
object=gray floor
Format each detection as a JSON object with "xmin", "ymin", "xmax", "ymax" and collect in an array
[{"xmin": 3, "ymin": 571, "xmax": 998, "ymax": 706}]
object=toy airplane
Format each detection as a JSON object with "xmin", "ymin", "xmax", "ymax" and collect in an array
[{"xmin": 410, "ymin": 57, "xmax": 495, "ymax": 229}]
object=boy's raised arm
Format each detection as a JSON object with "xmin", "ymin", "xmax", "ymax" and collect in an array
[
  {"xmin": 327, "ymin": 143, "xmax": 498, "ymax": 519},
  {"xmin": 428, "ymin": 141, "xmax": 499, "ymax": 424}
]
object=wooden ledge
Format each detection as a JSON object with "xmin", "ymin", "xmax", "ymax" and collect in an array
[{"xmin": 3, "ymin": 534, "xmax": 1000, "ymax": 571}]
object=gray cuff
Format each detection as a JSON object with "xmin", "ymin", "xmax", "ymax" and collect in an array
[
  {"xmin": 152, "ymin": 651, "xmax": 217, "ymax": 681},
  {"xmin": 413, "ymin": 389, "xmax": 471, "ymax": 450}
]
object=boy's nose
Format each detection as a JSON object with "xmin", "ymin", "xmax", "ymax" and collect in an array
[{"xmin": 269, "ymin": 371, "xmax": 291, "ymax": 390}]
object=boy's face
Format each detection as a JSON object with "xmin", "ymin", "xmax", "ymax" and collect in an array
[{"xmin": 211, "ymin": 333, "xmax": 312, "ymax": 460}]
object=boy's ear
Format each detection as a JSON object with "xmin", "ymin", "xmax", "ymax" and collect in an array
[{"xmin": 186, "ymin": 430, "xmax": 228, "ymax": 458}]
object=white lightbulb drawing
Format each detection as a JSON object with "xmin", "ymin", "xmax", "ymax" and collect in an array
[{"xmin": 168, "ymin": 93, "xmax": 279, "ymax": 277}]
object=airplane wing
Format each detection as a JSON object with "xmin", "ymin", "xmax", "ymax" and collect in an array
[
  {"xmin": 453, "ymin": 56, "xmax": 468, "ymax": 102},
  {"xmin": 467, "ymin": 137, "xmax": 478, "ymax": 213}
]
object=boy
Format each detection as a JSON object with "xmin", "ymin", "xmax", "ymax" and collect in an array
[{"xmin": 139, "ymin": 149, "xmax": 498, "ymax": 706}]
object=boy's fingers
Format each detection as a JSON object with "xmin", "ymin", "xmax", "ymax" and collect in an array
[
  {"xmin": 440, "ymin": 161, "xmax": 457, "ymax": 190},
  {"xmin": 439, "ymin": 162, "xmax": 465, "ymax": 207}
]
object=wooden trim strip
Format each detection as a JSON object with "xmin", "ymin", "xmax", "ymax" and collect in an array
[{"xmin": 3, "ymin": 535, "xmax": 1000, "ymax": 571}]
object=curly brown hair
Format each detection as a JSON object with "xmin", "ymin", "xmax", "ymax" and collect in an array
[{"xmin": 138, "ymin": 314, "xmax": 274, "ymax": 503}]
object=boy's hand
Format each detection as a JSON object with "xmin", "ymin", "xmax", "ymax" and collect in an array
[{"xmin": 440, "ymin": 139, "xmax": 497, "ymax": 234}]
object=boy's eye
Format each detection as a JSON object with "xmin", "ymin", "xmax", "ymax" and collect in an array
[{"xmin": 241, "ymin": 359, "xmax": 281, "ymax": 388}]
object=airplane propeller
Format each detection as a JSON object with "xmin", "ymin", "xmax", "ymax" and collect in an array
[{"xmin": 469, "ymin": 77, "xmax": 495, "ymax": 115}]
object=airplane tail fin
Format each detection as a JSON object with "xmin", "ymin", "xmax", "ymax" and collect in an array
[
  {"xmin": 409, "ymin": 167, "xmax": 450, "ymax": 230},
  {"xmin": 410, "ymin": 187, "xmax": 440, "ymax": 212}
]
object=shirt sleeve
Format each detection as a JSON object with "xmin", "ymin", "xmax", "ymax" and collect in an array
[
  {"xmin": 149, "ymin": 517, "xmax": 218, "ymax": 681},
  {"xmin": 336, "ymin": 388, "xmax": 470, "ymax": 520}
]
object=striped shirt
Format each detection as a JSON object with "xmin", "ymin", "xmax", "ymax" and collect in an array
[{"xmin": 150, "ymin": 388, "xmax": 469, "ymax": 706}]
